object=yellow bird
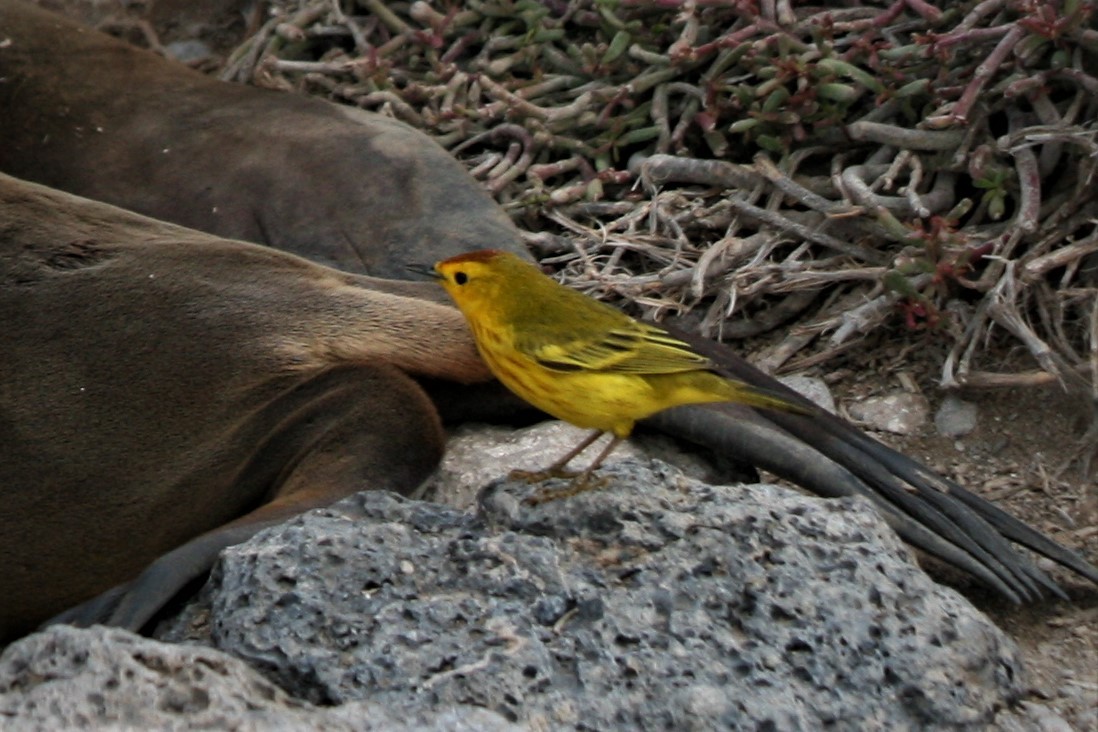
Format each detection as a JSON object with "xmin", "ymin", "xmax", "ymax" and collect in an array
[{"xmin": 427, "ymin": 249, "xmax": 811, "ymax": 494}]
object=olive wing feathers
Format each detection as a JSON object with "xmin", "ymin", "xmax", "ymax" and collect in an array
[{"xmin": 519, "ymin": 320, "xmax": 715, "ymax": 374}]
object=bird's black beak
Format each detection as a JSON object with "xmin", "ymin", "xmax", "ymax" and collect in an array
[{"xmin": 406, "ymin": 262, "xmax": 441, "ymax": 279}]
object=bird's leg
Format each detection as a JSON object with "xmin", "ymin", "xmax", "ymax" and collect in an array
[
  {"xmin": 580, "ymin": 434, "xmax": 624, "ymax": 475},
  {"xmin": 510, "ymin": 429, "xmax": 605, "ymax": 483},
  {"xmin": 523, "ymin": 435, "xmax": 624, "ymax": 505}
]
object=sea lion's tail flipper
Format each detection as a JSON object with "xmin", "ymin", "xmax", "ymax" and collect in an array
[
  {"xmin": 646, "ymin": 327, "xmax": 1098, "ymax": 601},
  {"xmin": 45, "ymin": 520, "xmax": 268, "ymax": 633}
]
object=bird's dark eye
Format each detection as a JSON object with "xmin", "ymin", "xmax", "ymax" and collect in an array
[{"xmin": 454, "ymin": 271, "xmax": 468, "ymax": 285}]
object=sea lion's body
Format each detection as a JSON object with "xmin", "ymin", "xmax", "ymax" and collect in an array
[
  {"xmin": 0, "ymin": 175, "xmax": 491, "ymax": 642},
  {"xmin": 0, "ymin": 0, "xmax": 535, "ymax": 641},
  {"xmin": 0, "ymin": 1, "xmax": 520, "ymax": 277},
  {"xmin": 0, "ymin": 1, "xmax": 1095, "ymax": 643},
  {"xmin": 0, "ymin": 0, "xmax": 530, "ymax": 640}
]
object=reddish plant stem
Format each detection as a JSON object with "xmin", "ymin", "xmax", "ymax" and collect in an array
[{"xmin": 949, "ymin": 23, "xmax": 1025, "ymax": 124}]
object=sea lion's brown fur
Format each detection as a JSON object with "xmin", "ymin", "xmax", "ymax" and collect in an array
[
  {"xmin": 0, "ymin": 173, "xmax": 491, "ymax": 642},
  {"xmin": 1, "ymin": 3, "xmax": 1095, "ymax": 644},
  {"xmin": 0, "ymin": 0, "xmax": 521, "ymax": 277},
  {"xmin": 0, "ymin": 0, "xmax": 535, "ymax": 642}
]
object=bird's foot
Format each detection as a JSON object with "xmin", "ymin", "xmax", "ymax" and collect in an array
[
  {"xmin": 509, "ymin": 466, "xmax": 579, "ymax": 483},
  {"xmin": 522, "ymin": 472, "xmax": 609, "ymax": 505}
]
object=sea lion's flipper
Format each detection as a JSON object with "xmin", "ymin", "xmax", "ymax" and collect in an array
[
  {"xmin": 651, "ymin": 328, "xmax": 1098, "ymax": 598},
  {"xmin": 643, "ymin": 405, "xmax": 1024, "ymax": 602},
  {"xmin": 51, "ymin": 496, "xmax": 324, "ymax": 633},
  {"xmin": 46, "ymin": 362, "xmax": 447, "ymax": 634},
  {"xmin": 0, "ymin": 0, "xmax": 525, "ymax": 278}
]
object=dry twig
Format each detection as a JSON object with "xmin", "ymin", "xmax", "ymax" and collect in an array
[{"xmin": 221, "ymin": 0, "xmax": 1098, "ymax": 404}]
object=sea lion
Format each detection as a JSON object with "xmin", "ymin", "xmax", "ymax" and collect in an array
[
  {"xmin": 0, "ymin": 1, "xmax": 1094, "ymax": 640},
  {"xmin": 0, "ymin": 172, "xmax": 501, "ymax": 643},
  {"xmin": 0, "ymin": 0, "xmax": 519, "ymax": 278}
]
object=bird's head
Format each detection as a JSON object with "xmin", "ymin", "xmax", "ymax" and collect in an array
[{"xmin": 426, "ymin": 249, "xmax": 522, "ymax": 309}]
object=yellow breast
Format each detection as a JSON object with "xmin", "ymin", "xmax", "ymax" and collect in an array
[{"xmin": 465, "ymin": 320, "xmax": 622, "ymax": 434}]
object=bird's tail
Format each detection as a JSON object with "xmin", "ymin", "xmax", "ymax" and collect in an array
[
  {"xmin": 716, "ymin": 375, "xmax": 815, "ymax": 416},
  {"xmin": 672, "ymin": 371, "xmax": 814, "ymax": 416}
]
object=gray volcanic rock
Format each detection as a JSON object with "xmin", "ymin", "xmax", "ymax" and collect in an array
[
  {"xmin": 935, "ymin": 394, "xmax": 979, "ymax": 438},
  {"xmin": 426, "ymin": 421, "xmax": 746, "ymax": 507},
  {"xmin": 847, "ymin": 391, "xmax": 931, "ymax": 435},
  {"xmin": 0, "ymin": 624, "xmax": 516, "ymax": 731},
  {"xmin": 159, "ymin": 459, "xmax": 1027, "ymax": 730}
]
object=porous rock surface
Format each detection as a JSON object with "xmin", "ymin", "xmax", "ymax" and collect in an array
[
  {"xmin": 427, "ymin": 421, "xmax": 747, "ymax": 507},
  {"xmin": 151, "ymin": 459, "xmax": 1028, "ymax": 730},
  {"xmin": 0, "ymin": 624, "xmax": 515, "ymax": 731}
]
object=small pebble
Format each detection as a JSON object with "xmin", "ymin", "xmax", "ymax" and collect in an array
[
  {"xmin": 779, "ymin": 375, "xmax": 835, "ymax": 413},
  {"xmin": 847, "ymin": 392, "xmax": 930, "ymax": 435},
  {"xmin": 935, "ymin": 394, "xmax": 978, "ymax": 438},
  {"xmin": 164, "ymin": 40, "xmax": 214, "ymax": 65}
]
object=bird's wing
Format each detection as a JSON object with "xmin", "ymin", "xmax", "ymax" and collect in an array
[{"xmin": 522, "ymin": 321, "xmax": 714, "ymax": 374}]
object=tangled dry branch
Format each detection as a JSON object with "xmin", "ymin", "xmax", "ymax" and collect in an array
[{"xmin": 225, "ymin": 0, "xmax": 1097, "ymax": 401}]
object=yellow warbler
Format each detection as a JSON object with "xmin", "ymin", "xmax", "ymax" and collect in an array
[{"xmin": 428, "ymin": 249, "xmax": 811, "ymax": 491}]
